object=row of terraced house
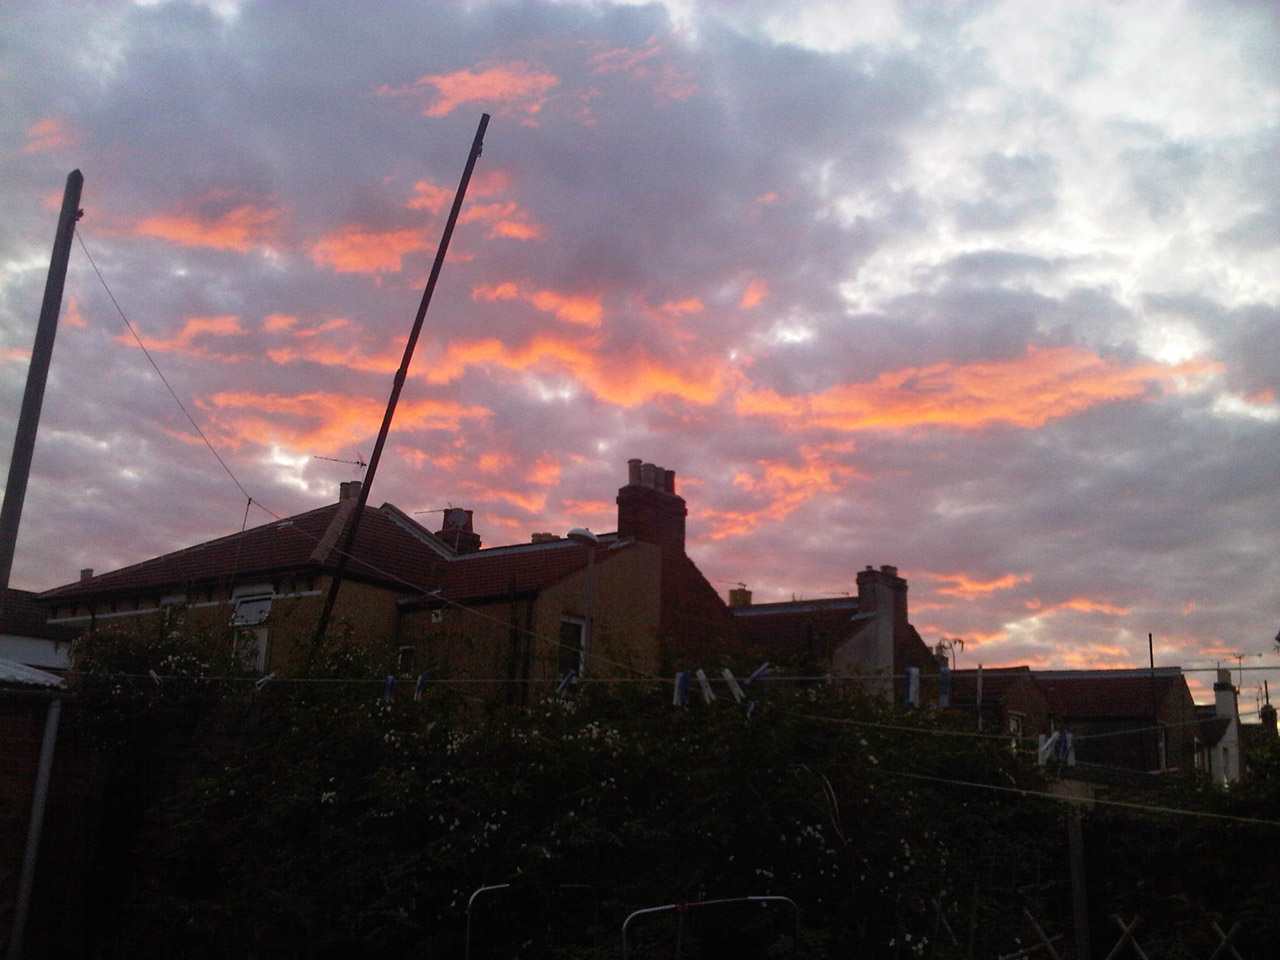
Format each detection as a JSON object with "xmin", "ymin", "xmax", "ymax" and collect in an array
[{"xmin": 4, "ymin": 458, "xmax": 1276, "ymax": 787}]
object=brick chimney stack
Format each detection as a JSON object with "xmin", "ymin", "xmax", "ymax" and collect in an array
[
  {"xmin": 339, "ymin": 480, "xmax": 362, "ymax": 501},
  {"xmin": 617, "ymin": 458, "xmax": 686, "ymax": 554},
  {"xmin": 1261, "ymin": 702, "xmax": 1278, "ymax": 737},
  {"xmin": 857, "ymin": 564, "xmax": 908, "ymax": 625},
  {"xmin": 437, "ymin": 507, "xmax": 481, "ymax": 553}
]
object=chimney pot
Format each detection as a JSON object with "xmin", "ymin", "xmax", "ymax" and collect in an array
[
  {"xmin": 640, "ymin": 462, "xmax": 657, "ymax": 489},
  {"xmin": 80, "ymin": 568, "xmax": 94, "ymax": 582},
  {"xmin": 340, "ymin": 480, "xmax": 362, "ymax": 501},
  {"xmin": 881, "ymin": 564, "xmax": 898, "ymax": 577},
  {"xmin": 627, "ymin": 458, "xmax": 643, "ymax": 485},
  {"xmin": 663, "ymin": 469, "xmax": 676, "ymax": 494}
]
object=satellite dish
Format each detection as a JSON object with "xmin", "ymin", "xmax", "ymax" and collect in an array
[{"xmin": 444, "ymin": 508, "xmax": 469, "ymax": 530}]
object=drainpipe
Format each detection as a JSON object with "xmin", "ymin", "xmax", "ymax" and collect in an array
[{"xmin": 8, "ymin": 692, "xmax": 64, "ymax": 960}]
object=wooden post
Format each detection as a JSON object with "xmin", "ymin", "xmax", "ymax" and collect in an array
[
  {"xmin": 310, "ymin": 117, "xmax": 488, "ymax": 653},
  {"xmin": 1068, "ymin": 809, "xmax": 1092, "ymax": 960},
  {"xmin": 0, "ymin": 170, "xmax": 83, "ymax": 608}
]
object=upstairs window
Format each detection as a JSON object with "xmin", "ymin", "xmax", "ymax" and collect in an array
[
  {"xmin": 558, "ymin": 618, "xmax": 585, "ymax": 676},
  {"xmin": 231, "ymin": 585, "xmax": 273, "ymax": 671}
]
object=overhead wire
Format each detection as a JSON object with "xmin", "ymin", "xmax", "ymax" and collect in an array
[
  {"xmin": 72, "ymin": 229, "xmax": 657, "ymax": 679},
  {"xmin": 76, "ymin": 230, "xmax": 271, "ymax": 515}
]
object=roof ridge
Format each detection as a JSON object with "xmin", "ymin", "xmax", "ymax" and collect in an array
[{"xmin": 39, "ymin": 500, "xmax": 343, "ymax": 596}]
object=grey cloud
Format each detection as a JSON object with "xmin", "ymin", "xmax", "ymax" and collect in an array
[{"xmin": 954, "ymin": 151, "xmax": 1059, "ymax": 231}]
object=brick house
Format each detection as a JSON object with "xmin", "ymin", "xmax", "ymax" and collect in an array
[
  {"xmin": 40, "ymin": 481, "xmax": 446, "ymax": 673},
  {"xmin": 727, "ymin": 564, "xmax": 939, "ymax": 701},
  {"xmin": 946, "ymin": 666, "xmax": 1053, "ymax": 737},
  {"xmin": 1033, "ymin": 668, "xmax": 1207, "ymax": 775},
  {"xmin": 39, "ymin": 461, "xmax": 738, "ymax": 684},
  {"xmin": 0, "ymin": 589, "xmax": 78, "ymax": 671}
]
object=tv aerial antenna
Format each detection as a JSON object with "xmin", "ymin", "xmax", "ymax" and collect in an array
[{"xmin": 312, "ymin": 453, "xmax": 368, "ymax": 471}]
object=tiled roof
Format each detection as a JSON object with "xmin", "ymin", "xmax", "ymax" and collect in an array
[
  {"xmin": 40, "ymin": 502, "xmax": 447, "ymax": 600},
  {"xmin": 731, "ymin": 598, "xmax": 863, "ymax": 657},
  {"xmin": 1033, "ymin": 670, "xmax": 1184, "ymax": 719},
  {"xmin": 431, "ymin": 538, "xmax": 630, "ymax": 603},
  {"xmin": 948, "ymin": 666, "xmax": 1034, "ymax": 704}
]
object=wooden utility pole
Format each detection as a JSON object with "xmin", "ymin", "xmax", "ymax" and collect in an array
[
  {"xmin": 0, "ymin": 170, "xmax": 83, "ymax": 614},
  {"xmin": 310, "ymin": 116, "xmax": 489, "ymax": 653}
]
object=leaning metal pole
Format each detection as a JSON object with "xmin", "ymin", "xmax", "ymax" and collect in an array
[
  {"xmin": 0, "ymin": 170, "xmax": 84, "ymax": 615},
  {"xmin": 310, "ymin": 116, "xmax": 489, "ymax": 654}
]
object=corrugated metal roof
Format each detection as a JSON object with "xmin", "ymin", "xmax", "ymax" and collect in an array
[{"xmin": 0, "ymin": 657, "xmax": 64, "ymax": 687}]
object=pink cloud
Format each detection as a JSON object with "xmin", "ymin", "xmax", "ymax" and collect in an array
[
  {"xmin": 22, "ymin": 117, "xmax": 79, "ymax": 154},
  {"xmin": 411, "ymin": 62, "xmax": 559, "ymax": 119},
  {"xmin": 136, "ymin": 197, "xmax": 281, "ymax": 252},
  {"xmin": 309, "ymin": 227, "xmax": 428, "ymax": 274}
]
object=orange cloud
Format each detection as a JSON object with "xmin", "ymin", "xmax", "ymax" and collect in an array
[
  {"xmin": 1054, "ymin": 598, "xmax": 1131, "ymax": 616},
  {"xmin": 137, "ymin": 200, "xmax": 280, "ymax": 252},
  {"xmin": 659, "ymin": 298, "xmax": 704, "ymax": 316},
  {"xmin": 529, "ymin": 456, "xmax": 562, "ymax": 486},
  {"xmin": 472, "ymin": 282, "xmax": 602, "ymax": 326},
  {"xmin": 589, "ymin": 39, "xmax": 696, "ymax": 102},
  {"xmin": 590, "ymin": 38, "xmax": 663, "ymax": 76},
  {"xmin": 929, "ymin": 572, "xmax": 1032, "ymax": 599},
  {"xmin": 64, "ymin": 297, "xmax": 87, "ymax": 329},
  {"xmin": 203, "ymin": 391, "xmax": 490, "ymax": 453},
  {"xmin": 529, "ymin": 289, "xmax": 603, "ymax": 327},
  {"xmin": 121, "ymin": 315, "xmax": 245, "ymax": 357},
  {"xmin": 491, "ymin": 219, "xmax": 543, "ymax": 240},
  {"xmin": 473, "ymin": 282, "xmax": 521, "ymax": 302},
  {"xmin": 407, "ymin": 181, "xmax": 454, "ymax": 214},
  {"xmin": 22, "ymin": 117, "xmax": 79, "ymax": 153},
  {"xmin": 465, "ymin": 486, "xmax": 548, "ymax": 514},
  {"xmin": 739, "ymin": 278, "xmax": 769, "ymax": 309},
  {"xmin": 476, "ymin": 451, "xmax": 513, "ymax": 474},
  {"xmin": 460, "ymin": 200, "xmax": 544, "ymax": 240},
  {"xmin": 266, "ymin": 337, "xmax": 400, "ymax": 375},
  {"xmin": 414, "ymin": 62, "xmax": 559, "ymax": 118},
  {"xmin": 424, "ymin": 333, "xmax": 724, "ymax": 407},
  {"xmin": 1023, "ymin": 597, "xmax": 1132, "ymax": 616},
  {"xmin": 264, "ymin": 314, "xmax": 298, "ymax": 332},
  {"xmin": 697, "ymin": 508, "xmax": 764, "ymax": 540},
  {"xmin": 309, "ymin": 227, "xmax": 428, "ymax": 273},
  {"xmin": 726, "ymin": 446, "xmax": 860, "ymax": 529},
  {"xmin": 736, "ymin": 345, "xmax": 1221, "ymax": 432}
]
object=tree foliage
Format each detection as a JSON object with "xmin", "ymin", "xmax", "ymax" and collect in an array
[{"xmin": 64, "ymin": 628, "xmax": 1280, "ymax": 959}]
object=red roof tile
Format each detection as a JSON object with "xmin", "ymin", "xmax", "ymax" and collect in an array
[
  {"xmin": 731, "ymin": 598, "xmax": 863, "ymax": 657},
  {"xmin": 1034, "ymin": 672, "xmax": 1184, "ymax": 719},
  {"xmin": 430, "ymin": 539, "xmax": 627, "ymax": 603},
  {"xmin": 40, "ymin": 502, "xmax": 446, "ymax": 600},
  {"xmin": 949, "ymin": 666, "xmax": 1035, "ymax": 704}
]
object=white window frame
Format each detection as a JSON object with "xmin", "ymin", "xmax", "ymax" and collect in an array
[{"xmin": 231, "ymin": 584, "xmax": 273, "ymax": 671}]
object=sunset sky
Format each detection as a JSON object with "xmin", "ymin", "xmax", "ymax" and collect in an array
[{"xmin": 3, "ymin": 0, "xmax": 1278, "ymax": 704}]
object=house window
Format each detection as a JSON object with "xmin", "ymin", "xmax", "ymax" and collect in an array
[
  {"xmin": 397, "ymin": 645, "xmax": 415, "ymax": 675},
  {"xmin": 558, "ymin": 618, "xmax": 585, "ymax": 676},
  {"xmin": 231, "ymin": 585, "xmax": 273, "ymax": 671}
]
